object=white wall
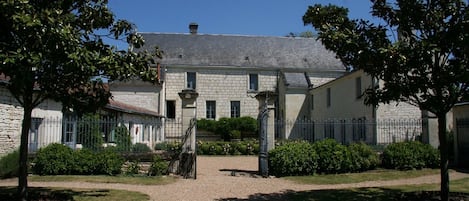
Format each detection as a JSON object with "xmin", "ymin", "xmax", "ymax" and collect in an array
[
  {"xmin": 311, "ymin": 70, "xmax": 374, "ymax": 120},
  {"xmin": 110, "ymin": 80, "xmax": 162, "ymax": 113}
]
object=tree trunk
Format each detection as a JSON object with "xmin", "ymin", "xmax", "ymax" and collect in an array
[
  {"xmin": 437, "ymin": 113, "xmax": 449, "ymax": 201},
  {"xmin": 17, "ymin": 106, "xmax": 33, "ymax": 201}
]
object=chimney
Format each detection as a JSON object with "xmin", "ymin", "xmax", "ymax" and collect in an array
[{"xmin": 189, "ymin": 23, "xmax": 198, "ymax": 34}]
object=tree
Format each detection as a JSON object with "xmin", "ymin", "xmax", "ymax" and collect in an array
[
  {"xmin": 303, "ymin": 1, "xmax": 469, "ymax": 200},
  {"xmin": 0, "ymin": 1, "xmax": 161, "ymax": 200},
  {"xmin": 285, "ymin": 31, "xmax": 316, "ymax": 38}
]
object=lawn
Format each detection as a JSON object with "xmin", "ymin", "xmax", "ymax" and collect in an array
[
  {"xmin": 0, "ymin": 186, "xmax": 149, "ymax": 201},
  {"xmin": 29, "ymin": 175, "xmax": 176, "ymax": 185},
  {"xmin": 284, "ymin": 168, "xmax": 441, "ymax": 185},
  {"xmin": 220, "ymin": 178, "xmax": 469, "ymax": 201}
]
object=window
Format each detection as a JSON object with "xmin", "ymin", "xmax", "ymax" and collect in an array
[
  {"xmin": 166, "ymin": 100, "xmax": 176, "ymax": 119},
  {"xmin": 326, "ymin": 88, "xmax": 331, "ymax": 107},
  {"xmin": 186, "ymin": 72, "xmax": 196, "ymax": 89},
  {"xmin": 249, "ymin": 74, "xmax": 258, "ymax": 91},
  {"xmin": 231, "ymin": 101, "xmax": 240, "ymax": 118},
  {"xmin": 356, "ymin": 77, "xmax": 362, "ymax": 99},
  {"xmin": 206, "ymin": 101, "xmax": 216, "ymax": 119}
]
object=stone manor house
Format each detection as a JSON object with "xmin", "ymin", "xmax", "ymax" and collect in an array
[{"xmin": 2, "ymin": 24, "xmax": 467, "ymax": 165}]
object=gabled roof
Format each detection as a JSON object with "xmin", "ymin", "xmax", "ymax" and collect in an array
[
  {"xmin": 106, "ymin": 99, "xmax": 162, "ymax": 117},
  {"xmin": 139, "ymin": 33, "xmax": 344, "ymax": 71}
]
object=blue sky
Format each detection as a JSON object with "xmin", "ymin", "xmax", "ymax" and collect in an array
[{"xmin": 107, "ymin": 0, "xmax": 378, "ymax": 48}]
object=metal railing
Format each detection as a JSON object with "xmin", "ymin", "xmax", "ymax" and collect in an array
[
  {"xmin": 28, "ymin": 116, "xmax": 163, "ymax": 153},
  {"xmin": 275, "ymin": 118, "xmax": 423, "ymax": 145},
  {"xmin": 164, "ymin": 118, "xmax": 183, "ymax": 142}
]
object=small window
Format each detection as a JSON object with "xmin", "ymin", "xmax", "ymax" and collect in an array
[
  {"xmin": 326, "ymin": 88, "xmax": 331, "ymax": 107},
  {"xmin": 186, "ymin": 72, "xmax": 196, "ymax": 89},
  {"xmin": 356, "ymin": 77, "xmax": 362, "ymax": 99},
  {"xmin": 231, "ymin": 101, "xmax": 240, "ymax": 118},
  {"xmin": 249, "ymin": 74, "xmax": 258, "ymax": 91},
  {"xmin": 166, "ymin": 100, "xmax": 176, "ymax": 119},
  {"xmin": 206, "ymin": 101, "xmax": 216, "ymax": 119}
]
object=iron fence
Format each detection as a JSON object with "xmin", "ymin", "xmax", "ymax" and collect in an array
[
  {"xmin": 275, "ymin": 118, "xmax": 423, "ymax": 145},
  {"xmin": 164, "ymin": 118, "xmax": 183, "ymax": 142},
  {"xmin": 28, "ymin": 116, "xmax": 163, "ymax": 153}
]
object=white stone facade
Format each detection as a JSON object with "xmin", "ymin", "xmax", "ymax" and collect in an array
[{"xmin": 164, "ymin": 67, "xmax": 277, "ymax": 120}]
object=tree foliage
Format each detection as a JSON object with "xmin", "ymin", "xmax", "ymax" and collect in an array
[
  {"xmin": 0, "ymin": 0, "xmax": 161, "ymax": 200},
  {"xmin": 303, "ymin": 1, "xmax": 469, "ymax": 200}
]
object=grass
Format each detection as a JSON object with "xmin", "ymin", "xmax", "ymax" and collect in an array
[
  {"xmin": 0, "ymin": 186, "xmax": 149, "ymax": 201},
  {"xmin": 29, "ymin": 174, "xmax": 176, "ymax": 185},
  {"xmin": 221, "ymin": 178, "xmax": 469, "ymax": 201},
  {"xmin": 284, "ymin": 168, "xmax": 441, "ymax": 185}
]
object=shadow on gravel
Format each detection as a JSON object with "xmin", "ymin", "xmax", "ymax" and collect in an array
[
  {"xmin": 216, "ymin": 188, "xmax": 469, "ymax": 201},
  {"xmin": 219, "ymin": 169, "xmax": 261, "ymax": 178},
  {"xmin": 455, "ymin": 168, "xmax": 469, "ymax": 174},
  {"xmin": 0, "ymin": 186, "xmax": 109, "ymax": 201}
]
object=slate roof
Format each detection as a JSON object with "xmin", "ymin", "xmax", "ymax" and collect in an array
[
  {"xmin": 139, "ymin": 33, "xmax": 344, "ymax": 71},
  {"xmin": 282, "ymin": 72, "xmax": 311, "ymax": 88}
]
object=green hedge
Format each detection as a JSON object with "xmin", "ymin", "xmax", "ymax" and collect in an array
[
  {"xmin": 197, "ymin": 140, "xmax": 259, "ymax": 155},
  {"xmin": 268, "ymin": 139, "xmax": 380, "ymax": 176},
  {"xmin": 0, "ymin": 150, "xmax": 19, "ymax": 179},
  {"xmin": 32, "ymin": 144, "xmax": 124, "ymax": 176},
  {"xmin": 32, "ymin": 143, "xmax": 75, "ymax": 175},
  {"xmin": 197, "ymin": 116, "xmax": 257, "ymax": 140},
  {"xmin": 268, "ymin": 141, "xmax": 318, "ymax": 176},
  {"xmin": 382, "ymin": 141, "xmax": 440, "ymax": 170}
]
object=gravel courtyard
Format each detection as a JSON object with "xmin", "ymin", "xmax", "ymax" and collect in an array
[{"xmin": 1, "ymin": 156, "xmax": 468, "ymax": 201}]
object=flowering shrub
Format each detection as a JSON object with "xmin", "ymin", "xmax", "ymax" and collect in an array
[{"xmin": 196, "ymin": 140, "xmax": 259, "ymax": 155}]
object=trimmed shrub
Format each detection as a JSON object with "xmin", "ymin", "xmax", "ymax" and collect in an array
[
  {"xmin": 0, "ymin": 150, "xmax": 19, "ymax": 179},
  {"xmin": 311, "ymin": 139, "xmax": 349, "ymax": 174},
  {"xmin": 132, "ymin": 143, "xmax": 152, "ymax": 153},
  {"xmin": 196, "ymin": 141, "xmax": 259, "ymax": 155},
  {"xmin": 347, "ymin": 142, "xmax": 380, "ymax": 172},
  {"xmin": 72, "ymin": 148, "xmax": 98, "ymax": 175},
  {"xmin": 382, "ymin": 141, "xmax": 440, "ymax": 170},
  {"xmin": 268, "ymin": 141, "xmax": 318, "ymax": 176},
  {"xmin": 148, "ymin": 156, "xmax": 168, "ymax": 176},
  {"xmin": 95, "ymin": 147, "xmax": 124, "ymax": 175},
  {"xmin": 32, "ymin": 143, "xmax": 75, "ymax": 175},
  {"xmin": 154, "ymin": 142, "xmax": 168, "ymax": 150}
]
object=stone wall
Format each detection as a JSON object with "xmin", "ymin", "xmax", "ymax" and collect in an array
[
  {"xmin": 164, "ymin": 67, "xmax": 277, "ymax": 120},
  {"xmin": 0, "ymin": 87, "xmax": 23, "ymax": 155}
]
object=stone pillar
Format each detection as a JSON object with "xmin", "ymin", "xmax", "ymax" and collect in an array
[
  {"xmin": 178, "ymin": 89, "xmax": 198, "ymax": 179},
  {"xmin": 256, "ymin": 91, "xmax": 277, "ymax": 177}
]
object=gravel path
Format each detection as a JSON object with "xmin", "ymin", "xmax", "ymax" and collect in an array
[{"xmin": 1, "ymin": 156, "xmax": 468, "ymax": 201}]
